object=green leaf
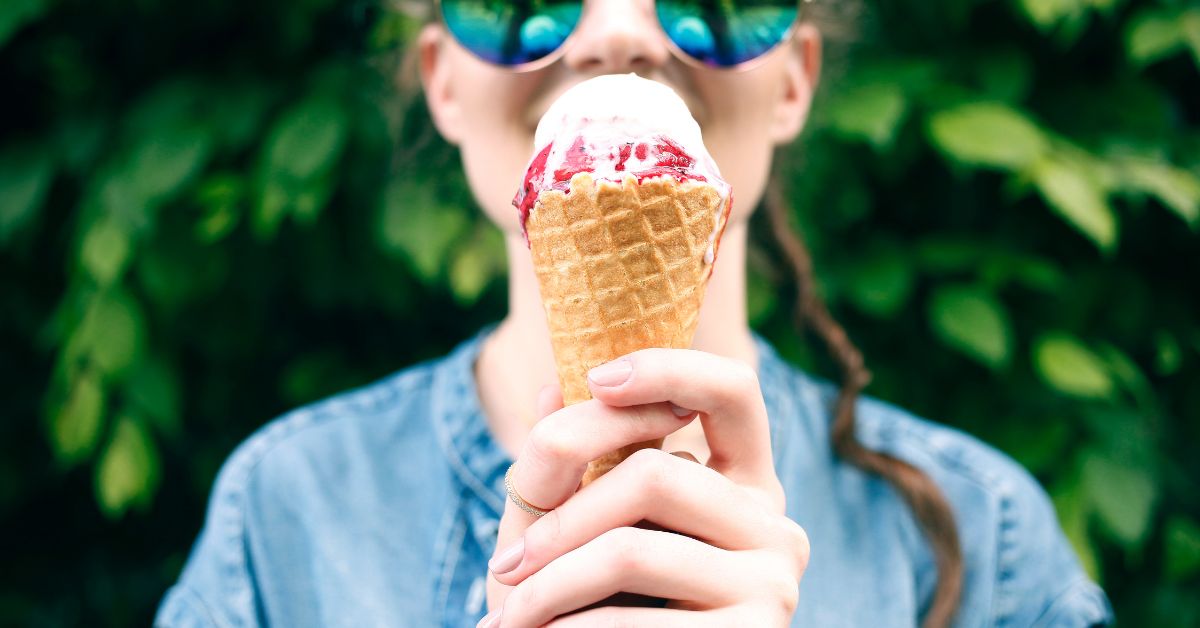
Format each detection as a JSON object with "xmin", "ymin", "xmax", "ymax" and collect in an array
[
  {"xmin": 206, "ymin": 83, "xmax": 271, "ymax": 152},
  {"xmin": 265, "ymin": 97, "xmax": 348, "ymax": 181},
  {"xmin": 1019, "ymin": 0, "xmax": 1078, "ymax": 32},
  {"xmin": 125, "ymin": 79, "xmax": 205, "ymax": 138},
  {"xmin": 1165, "ymin": 517, "xmax": 1200, "ymax": 582},
  {"xmin": 1032, "ymin": 156, "xmax": 1117, "ymax": 252},
  {"xmin": 843, "ymin": 248, "xmax": 914, "ymax": 318},
  {"xmin": 1127, "ymin": 10, "xmax": 1186, "ymax": 66},
  {"xmin": 0, "ymin": 142, "xmax": 54, "ymax": 246},
  {"xmin": 290, "ymin": 174, "xmax": 335, "ymax": 225},
  {"xmin": 125, "ymin": 357, "xmax": 181, "ymax": 437},
  {"xmin": 254, "ymin": 98, "xmax": 346, "ymax": 236},
  {"xmin": 54, "ymin": 114, "xmax": 107, "ymax": 175},
  {"xmin": 928, "ymin": 285, "xmax": 1013, "ymax": 369},
  {"xmin": 1120, "ymin": 159, "xmax": 1200, "ymax": 226},
  {"xmin": 1082, "ymin": 452, "xmax": 1157, "ymax": 548},
  {"xmin": 1097, "ymin": 343, "xmax": 1154, "ymax": 410},
  {"xmin": 94, "ymin": 415, "xmax": 161, "ymax": 518},
  {"xmin": 1033, "ymin": 333, "xmax": 1113, "ymax": 399},
  {"xmin": 0, "ymin": 0, "xmax": 48, "ymax": 48},
  {"xmin": 827, "ymin": 82, "xmax": 907, "ymax": 149},
  {"xmin": 449, "ymin": 245, "xmax": 491, "ymax": 306},
  {"xmin": 980, "ymin": 253, "xmax": 1065, "ymax": 293},
  {"xmin": 1186, "ymin": 10, "xmax": 1200, "ymax": 68},
  {"xmin": 927, "ymin": 102, "xmax": 1048, "ymax": 170},
  {"xmin": 378, "ymin": 181, "xmax": 470, "ymax": 282},
  {"xmin": 746, "ymin": 264, "xmax": 777, "ymax": 327},
  {"xmin": 97, "ymin": 166, "xmax": 151, "ymax": 236},
  {"xmin": 195, "ymin": 202, "xmax": 239, "ymax": 244},
  {"xmin": 127, "ymin": 124, "xmax": 212, "ymax": 204},
  {"xmin": 74, "ymin": 289, "xmax": 146, "ymax": 380},
  {"xmin": 80, "ymin": 216, "xmax": 132, "ymax": 286},
  {"xmin": 50, "ymin": 371, "xmax": 106, "ymax": 464},
  {"xmin": 193, "ymin": 174, "xmax": 244, "ymax": 243},
  {"xmin": 1155, "ymin": 331, "xmax": 1182, "ymax": 376},
  {"xmin": 253, "ymin": 178, "xmax": 291, "ymax": 239},
  {"xmin": 449, "ymin": 226, "xmax": 504, "ymax": 306},
  {"xmin": 1053, "ymin": 482, "xmax": 1101, "ymax": 582}
]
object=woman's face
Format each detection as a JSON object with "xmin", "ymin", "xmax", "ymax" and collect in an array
[{"xmin": 418, "ymin": 0, "xmax": 821, "ymax": 237}]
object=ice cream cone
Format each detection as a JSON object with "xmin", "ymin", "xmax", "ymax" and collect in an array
[{"xmin": 527, "ymin": 171, "xmax": 729, "ymax": 485}]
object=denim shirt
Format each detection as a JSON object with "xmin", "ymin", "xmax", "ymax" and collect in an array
[{"xmin": 156, "ymin": 330, "xmax": 1112, "ymax": 627}]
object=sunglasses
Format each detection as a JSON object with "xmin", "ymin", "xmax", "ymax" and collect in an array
[{"xmin": 437, "ymin": 0, "xmax": 811, "ymax": 71}]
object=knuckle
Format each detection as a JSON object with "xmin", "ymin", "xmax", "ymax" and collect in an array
[
  {"xmin": 627, "ymin": 448, "xmax": 672, "ymax": 497},
  {"xmin": 625, "ymin": 445, "xmax": 664, "ymax": 472},
  {"xmin": 730, "ymin": 360, "xmax": 760, "ymax": 388},
  {"xmin": 763, "ymin": 566, "xmax": 801, "ymax": 615},
  {"xmin": 597, "ymin": 527, "xmax": 645, "ymax": 572},
  {"xmin": 715, "ymin": 361, "xmax": 761, "ymax": 410},
  {"xmin": 777, "ymin": 517, "xmax": 811, "ymax": 574},
  {"xmin": 526, "ymin": 420, "xmax": 576, "ymax": 466},
  {"xmin": 504, "ymin": 580, "xmax": 543, "ymax": 621},
  {"xmin": 626, "ymin": 404, "xmax": 660, "ymax": 433},
  {"xmin": 616, "ymin": 449, "xmax": 670, "ymax": 513}
]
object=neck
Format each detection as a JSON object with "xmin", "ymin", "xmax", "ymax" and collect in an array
[{"xmin": 476, "ymin": 222, "xmax": 756, "ymax": 455}]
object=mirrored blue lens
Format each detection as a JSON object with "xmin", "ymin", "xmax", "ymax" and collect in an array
[
  {"xmin": 441, "ymin": 0, "xmax": 583, "ymax": 66},
  {"xmin": 657, "ymin": 0, "xmax": 797, "ymax": 67}
]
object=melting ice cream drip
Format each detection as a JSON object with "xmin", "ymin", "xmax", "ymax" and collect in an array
[{"xmin": 513, "ymin": 74, "xmax": 731, "ymax": 258}]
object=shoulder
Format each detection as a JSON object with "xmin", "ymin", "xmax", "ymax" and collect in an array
[
  {"xmin": 768, "ymin": 353, "xmax": 1111, "ymax": 627},
  {"xmin": 859, "ymin": 396, "xmax": 1108, "ymax": 624},
  {"xmin": 156, "ymin": 358, "xmax": 442, "ymax": 627},
  {"xmin": 851, "ymin": 392, "xmax": 1113, "ymax": 626}
]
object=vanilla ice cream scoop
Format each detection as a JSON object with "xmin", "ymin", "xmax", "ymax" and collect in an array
[{"xmin": 514, "ymin": 74, "xmax": 730, "ymax": 258}]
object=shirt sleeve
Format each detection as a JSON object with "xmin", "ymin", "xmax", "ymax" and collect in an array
[
  {"xmin": 1032, "ymin": 578, "xmax": 1112, "ymax": 627},
  {"xmin": 989, "ymin": 463, "xmax": 1113, "ymax": 627},
  {"xmin": 153, "ymin": 419, "xmax": 285, "ymax": 628}
]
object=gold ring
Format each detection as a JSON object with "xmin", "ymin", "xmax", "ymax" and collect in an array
[{"xmin": 504, "ymin": 463, "xmax": 550, "ymax": 517}]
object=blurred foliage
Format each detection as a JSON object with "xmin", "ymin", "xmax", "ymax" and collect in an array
[{"xmin": 0, "ymin": 0, "xmax": 1196, "ymax": 624}]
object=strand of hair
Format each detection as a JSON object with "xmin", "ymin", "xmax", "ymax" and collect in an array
[{"xmin": 763, "ymin": 179, "xmax": 963, "ymax": 628}]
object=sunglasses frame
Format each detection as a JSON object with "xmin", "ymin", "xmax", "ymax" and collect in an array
[{"xmin": 435, "ymin": 0, "xmax": 814, "ymax": 73}]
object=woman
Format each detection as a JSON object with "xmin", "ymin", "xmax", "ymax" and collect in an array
[{"xmin": 157, "ymin": 0, "xmax": 1112, "ymax": 626}]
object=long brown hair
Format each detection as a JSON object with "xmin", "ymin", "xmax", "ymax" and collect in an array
[{"xmin": 763, "ymin": 179, "xmax": 964, "ymax": 627}]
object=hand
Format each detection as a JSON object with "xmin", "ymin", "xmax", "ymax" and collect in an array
[{"xmin": 481, "ymin": 349, "xmax": 810, "ymax": 627}]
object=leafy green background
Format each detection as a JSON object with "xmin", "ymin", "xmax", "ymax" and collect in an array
[{"xmin": 1, "ymin": 0, "xmax": 1197, "ymax": 624}]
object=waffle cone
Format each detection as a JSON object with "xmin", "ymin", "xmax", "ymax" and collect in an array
[{"xmin": 526, "ymin": 172, "xmax": 729, "ymax": 485}]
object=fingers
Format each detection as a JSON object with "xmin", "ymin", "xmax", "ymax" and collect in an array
[
  {"xmin": 586, "ymin": 349, "xmax": 773, "ymax": 482},
  {"xmin": 497, "ymin": 527, "xmax": 761, "ymax": 628},
  {"xmin": 493, "ymin": 449, "xmax": 809, "ymax": 587},
  {"xmin": 535, "ymin": 385, "xmax": 564, "ymax": 420},
  {"xmin": 508, "ymin": 400, "xmax": 694, "ymax": 516}
]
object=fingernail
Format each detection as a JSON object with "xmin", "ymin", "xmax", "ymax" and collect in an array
[
  {"xmin": 670, "ymin": 403, "xmax": 695, "ymax": 417},
  {"xmin": 488, "ymin": 538, "xmax": 524, "ymax": 575},
  {"xmin": 477, "ymin": 609, "xmax": 501, "ymax": 628},
  {"xmin": 588, "ymin": 359, "xmax": 632, "ymax": 387}
]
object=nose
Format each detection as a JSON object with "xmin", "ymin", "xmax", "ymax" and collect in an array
[{"xmin": 563, "ymin": 0, "xmax": 671, "ymax": 73}]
